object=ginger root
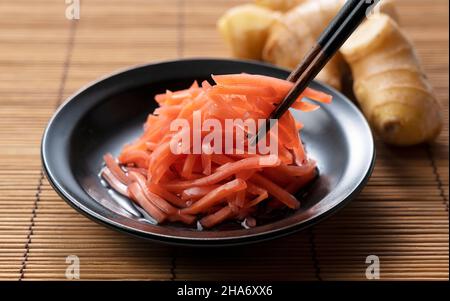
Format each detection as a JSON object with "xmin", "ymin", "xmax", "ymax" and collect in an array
[
  {"xmin": 262, "ymin": 0, "xmax": 399, "ymax": 91},
  {"xmin": 217, "ymin": 1, "xmax": 441, "ymax": 145},
  {"xmin": 341, "ymin": 14, "xmax": 443, "ymax": 145},
  {"xmin": 263, "ymin": 0, "xmax": 347, "ymax": 90},
  {"xmin": 218, "ymin": 4, "xmax": 279, "ymax": 60},
  {"xmin": 218, "ymin": 0, "xmax": 399, "ymax": 91},
  {"xmin": 254, "ymin": 0, "xmax": 306, "ymax": 12}
]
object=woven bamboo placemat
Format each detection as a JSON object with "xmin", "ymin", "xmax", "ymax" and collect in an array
[{"xmin": 0, "ymin": 0, "xmax": 448, "ymax": 280}]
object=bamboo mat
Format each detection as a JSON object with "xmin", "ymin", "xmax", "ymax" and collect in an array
[{"xmin": 0, "ymin": 0, "xmax": 448, "ymax": 280}]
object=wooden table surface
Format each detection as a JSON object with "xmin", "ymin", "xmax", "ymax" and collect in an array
[{"xmin": 0, "ymin": 0, "xmax": 448, "ymax": 280}]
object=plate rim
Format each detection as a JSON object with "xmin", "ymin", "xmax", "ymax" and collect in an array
[{"xmin": 41, "ymin": 58, "xmax": 376, "ymax": 247}]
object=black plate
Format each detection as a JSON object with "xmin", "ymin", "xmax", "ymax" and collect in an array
[{"xmin": 42, "ymin": 58, "xmax": 375, "ymax": 246}]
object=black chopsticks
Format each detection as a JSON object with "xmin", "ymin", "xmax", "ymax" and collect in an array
[{"xmin": 251, "ymin": 0, "xmax": 378, "ymax": 145}]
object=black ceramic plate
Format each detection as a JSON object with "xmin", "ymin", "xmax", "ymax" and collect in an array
[{"xmin": 42, "ymin": 58, "xmax": 375, "ymax": 246}]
